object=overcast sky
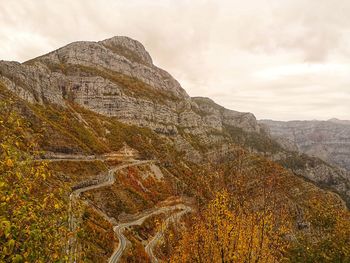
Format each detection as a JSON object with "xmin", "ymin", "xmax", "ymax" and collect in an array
[{"xmin": 1, "ymin": 0, "xmax": 350, "ymax": 120}]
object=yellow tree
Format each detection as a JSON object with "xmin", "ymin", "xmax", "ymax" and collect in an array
[
  {"xmin": 171, "ymin": 190, "xmax": 291, "ymax": 263},
  {"xmin": 0, "ymin": 101, "xmax": 68, "ymax": 262}
]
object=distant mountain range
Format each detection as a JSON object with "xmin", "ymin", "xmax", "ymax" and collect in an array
[{"xmin": 260, "ymin": 119, "xmax": 350, "ymax": 171}]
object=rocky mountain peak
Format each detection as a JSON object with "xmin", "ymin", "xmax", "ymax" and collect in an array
[
  {"xmin": 0, "ymin": 36, "xmax": 262, "ymax": 137},
  {"xmin": 44, "ymin": 37, "xmax": 187, "ymax": 99},
  {"xmin": 99, "ymin": 36, "xmax": 153, "ymax": 66}
]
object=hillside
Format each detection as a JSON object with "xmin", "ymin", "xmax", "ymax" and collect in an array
[{"xmin": 1, "ymin": 36, "xmax": 349, "ymax": 262}]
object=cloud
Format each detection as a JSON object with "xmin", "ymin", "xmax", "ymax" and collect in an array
[{"xmin": 0, "ymin": 0, "xmax": 349, "ymax": 120}]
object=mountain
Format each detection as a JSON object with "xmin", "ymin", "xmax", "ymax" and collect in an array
[
  {"xmin": 0, "ymin": 36, "xmax": 259, "ymax": 136},
  {"xmin": 260, "ymin": 119, "xmax": 350, "ymax": 171},
  {"xmin": 328, "ymin": 118, "xmax": 350, "ymax": 125},
  {"xmin": 2, "ymin": 36, "xmax": 347, "ymax": 205},
  {"xmin": 1, "ymin": 36, "xmax": 349, "ymax": 262}
]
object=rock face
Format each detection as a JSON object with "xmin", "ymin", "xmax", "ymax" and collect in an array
[
  {"xmin": 260, "ymin": 120, "xmax": 350, "ymax": 171},
  {"xmin": 0, "ymin": 36, "xmax": 260, "ymax": 137}
]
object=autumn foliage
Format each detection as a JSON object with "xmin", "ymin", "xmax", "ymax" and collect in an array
[
  {"xmin": 288, "ymin": 196, "xmax": 350, "ymax": 262},
  {"xmin": 171, "ymin": 190, "xmax": 290, "ymax": 263},
  {"xmin": 0, "ymin": 102, "xmax": 68, "ymax": 262},
  {"xmin": 168, "ymin": 151, "xmax": 350, "ymax": 262}
]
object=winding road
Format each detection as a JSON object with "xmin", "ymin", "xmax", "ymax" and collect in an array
[
  {"xmin": 71, "ymin": 160, "xmax": 155, "ymax": 197},
  {"xmin": 108, "ymin": 204, "xmax": 191, "ymax": 263},
  {"xmin": 48, "ymin": 154, "xmax": 191, "ymax": 263},
  {"xmin": 145, "ymin": 205, "xmax": 192, "ymax": 263},
  {"xmin": 64, "ymin": 158, "xmax": 154, "ymax": 262}
]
